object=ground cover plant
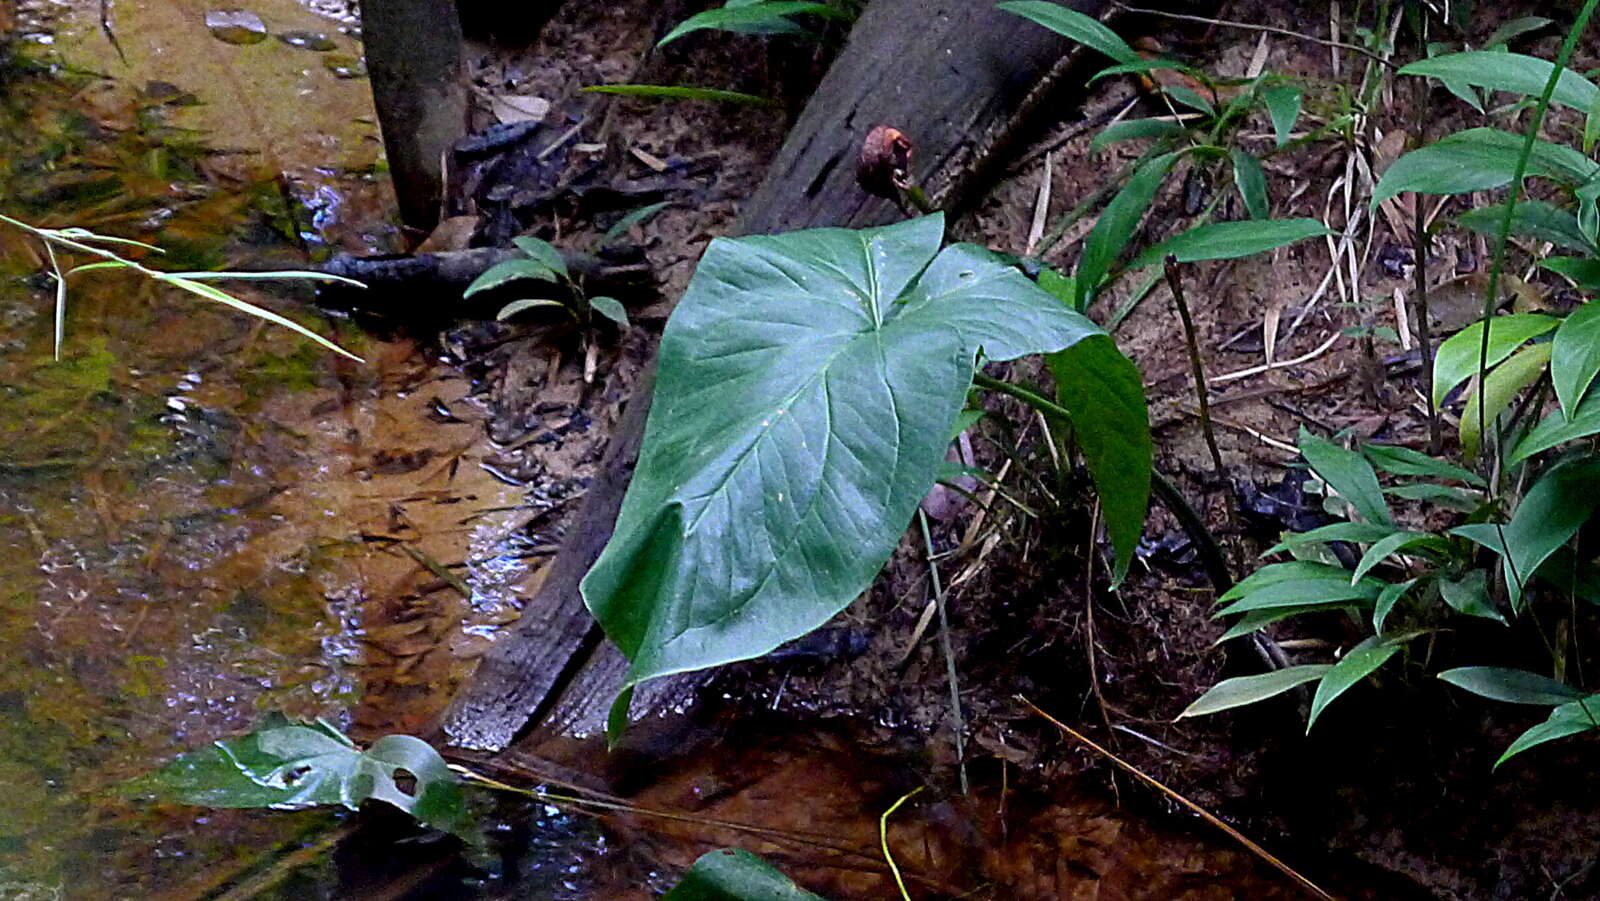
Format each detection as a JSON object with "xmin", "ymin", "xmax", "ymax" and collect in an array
[{"xmin": 1182, "ymin": 2, "xmax": 1600, "ymax": 768}]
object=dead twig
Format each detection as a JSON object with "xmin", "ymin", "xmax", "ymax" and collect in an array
[
  {"xmin": 1022, "ymin": 697, "xmax": 1337, "ymax": 901},
  {"xmin": 1164, "ymin": 256, "xmax": 1225, "ymax": 476},
  {"xmin": 1112, "ymin": 1, "xmax": 1394, "ymax": 69}
]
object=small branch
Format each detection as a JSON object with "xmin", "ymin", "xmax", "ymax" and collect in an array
[
  {"xmin": 919, "ymin": 508, "xmax": 968, "ymax": 796},
  {"xmin": 1112, "ymin": 1, "xmax": 1397, "ymax": 69},
  {"xmin": 1164, "ymin": 256, "xmax": 1225, "ymax": 476}
]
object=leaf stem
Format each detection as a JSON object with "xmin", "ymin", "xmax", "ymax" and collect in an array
[{"xmin": 1163, "ymin": 255, "xmax": 1226, "ymax": 476}]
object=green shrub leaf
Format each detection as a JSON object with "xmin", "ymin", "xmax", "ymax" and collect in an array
[
  {"xmin": 1457, "ymin": 201, "xmax": 1596, "ymax": 253},
  {"xmin": 583, "ymin": 214, "xmax": 1118, "ymax": 734},
  {"xmin": 1398, "ymin": 51, "xmax": 1598, "ymax": 111},
  {"xmin": 1438, "ymin": 569, "xmax": 1507, "ymax": 623},
  {"xmin": 1262, "ymin": 85, "xmax": 1301, "ymax": 147},
  {"xmin": 1231, "ymin": 148, "xmax": 1269, "ymax": 220},
  {"xmin": 1372, "ymin": 128, "xmax": 1600, "ymax": 206},
  {"xmin": 1439, "ymin": 666, "xmax": 1583, "ymax": 705},
  {"xmin": 511, "ymin": 235, "xmax": 569, "ymax": 278},
  {"xmin": 1373, "ymin": 578, "xmax": 1416, "ymax": 634},
  {"xmin": 1553, "ymin": 302, "xmax": 1600, "ymax": 420},
  {"xmin": 1510, "ymin": 383, "xmax": 1600, "ymax": 463},
  {"xmin": 1049, "ymin": 337, "xmax": 1151, "ymax": 584},
  {"xmin": 1263, "ymin": 521, "xmax": 1400, "ymax": 556},
  {"xmin": 1496, "ymin": 697, "xmax": 1600, "ymax": 769},
  {"xmin": 1308, "ymin": 635, "xmax": 1411, "ymax": 731},
  {"xmin": 1432, "ymin": 312, "xmax": 1558, "ymax": 406},
  {"xmin": 1460, "ymin": 341, "xmax": 1551, "ymax": 459},
  {"xmin": 590, "ymin": 296, "xmax": 630, "ymax": 328},
  {"xmin": 1125, "ymin": 219, "xmax": 1332, "ymax": 271},
  {"xmin": 1361, "ymin": 443, "xmax": 1485, "ymax": 486},
  {"xmin": 658, "ymin": 2, "xmax": 844, "ymax": 46},
  {"xmin": 1089, "ymin": 118, "xmax": 1187, "ymax": 154},
  {"xmin": 1352, "ymin": 532, "xmax": 1446, "ymax": 584},
  {"xmin": 1218, "ymin": 560, "xmax": 1352, "ymax": 603},
  {"xmin": 1076, "ymin": 151, "xmax": 1182, "ymax": 307},
  {"xmin": 1179, "ymin": 665, "xmax": 1333, "ymax": 718},
  {"xmin": 1452, "ymin": 457, "xmax": 1600, "ymax": 612},
  {"xmin": 466, "ymin": 259, "xmax": 560, "ymax": 297},
  {"xmin": 996, "ymin": 1, "xmax": 1140, "ymax": 64},
  {"xmin": 1298, "ymin": 427, "xmax": 1392, "ymax": 526},
  {"xmin": 662, "ymin": 848, "xmax": 830, "ymax": 900},
  {"xmin": 1214, "ymin": 578, "xmax": 1381, "ymax": 617}
]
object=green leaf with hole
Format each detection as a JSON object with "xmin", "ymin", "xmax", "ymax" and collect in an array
[
  {"xmin": 1372, "ymin": 128, "xmax": 1600, "ymax": 206},
  {"xmin": 1125, "ymin": 219, "xmax": 1331, "ymax": 271},
  {"xmin": 1457, "ymin": 201, "xmax": 1596, "ymax": 254},
  {"xmin": 1460, "ymin": 341, "xmax": 1551, "ymax": 459},
  {"xmin": 466, "ymin": 259, "xmax": 560, "ymax": 297},
  {"xmin": 1298, "ymin": 427, "xmax": 1392, "ymax": 526},
  {"xmin": 1553, "ymin": 302, "xmax": 1600, "ymax": 420},
  {"xmin": 1496, "ymin": 696, "xmax": 1600, "ymax": 768},
  {"xmin": 1076, "ymin": 151, "xmax": 1182, "ymax": 307},
  {"xmin": 131, "ymin": 718, "xmax": 474, "ymax": 841},
  {"xmin": 1262, "ymin": 85, "xmax": 1301, "ymax": 147},
  {"xmin": 1439, "ymin": 666, "xmax": 1582, "ymax": 705},
  {"xmin": 1231, "ymin": 148, "xmax": 1269, "ymax": 220},
  {"xmin": 1179, "ymin": 664, "xmax": 1333, "ymax": 718},
  {"xmin": 1308, "ymin": 634, "xmax": 1415, "ymax": 731},
  {"xmin": 663, "ymin": 848, "xmax": 830, "ymax": 900},
  {"xmin": 1432, "ymin": 313, "xmax": 1558, "ymax": 406},
  {"xmin": 997, "ymin": 1, "xmax": 1140, "ymax": 64},
  {"xmin": 1090, "ymin": 118, "xmax": 1187, "ymax": 154},
  {"xmin": 584, "ymin": 213, "xmax": 1119, "ymax": 738},
  {"xmin": 1452, "ymin": 457, "xmax": 1600, "ymax": 612},
  {"xmin": 1399, "ymin": 51, "xmax": 1598, "ymax": 111},
  {"xmin": 1510, "ymin": 383, "xmax": 1600, "ymax": 463}
]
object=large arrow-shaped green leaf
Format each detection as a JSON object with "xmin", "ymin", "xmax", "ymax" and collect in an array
[{"xmin": 583, "ymin": 214, "xmax": 1128, "ymax": 731}]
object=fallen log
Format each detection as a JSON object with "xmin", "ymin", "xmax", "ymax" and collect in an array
[{"xmin": 442, "ymin": 0, "xmax": 1108, "ymax": 752}]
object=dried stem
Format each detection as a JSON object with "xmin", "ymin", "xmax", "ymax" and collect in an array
[{"xmin": 1163, "ymin": 256, "xmax": 1226, "ymax": 476}]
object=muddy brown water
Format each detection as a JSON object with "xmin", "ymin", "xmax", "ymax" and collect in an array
[{"xmin": 0, "ymin": 4, "xmax": 1347, "ymax": 900}]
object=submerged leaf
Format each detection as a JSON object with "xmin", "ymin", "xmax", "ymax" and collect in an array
[{"xmin": 662, "ymin": 848, "xmax": 829, "ymax": 900}]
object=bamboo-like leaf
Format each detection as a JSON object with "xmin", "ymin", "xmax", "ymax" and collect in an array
[
  {"xmin": 1452, "ymin": 457, "xmax": 1600, "ymax": 612},
  {"xmin": 1076, "ymin": 151, "xmax": 1182, "ymax": 307},
  {"xmin": 512, "ymin": 236, "xmax": 569, "ymax": 278},
  {"xmin": 1432, "ymin": 313, "xmax": 1557, "ymax": 406},
  {"xmin": 1298, "ymin": 427, "xmax": 1392, "ymax": 526},
  {"xmin": 1439, "ymin": 666, "xmax": 1583, "ymax": 705},
  {"xmin": 996, "ymin": 1, "xmax": 1140, "ymax": 64},
  {"xmin": 1262, "ymin": 85, "xmax": 1301, "ymax": 147},
  {"xmin": 657, "ymin": 2, "xmax": 844, "ymax": 46},
  {"xmin": 163, "ymin": 276, "xmax": 362, "ymax": 362},
  {"xmin": 465, "ymin": 259, "xmax": 561, "ymax": 297},
  {"xmin": 1372, "ymin": 128, "xmax": 1600, "ymax": 206},
  {"xmin": 1231, "ymin": 148, "xmax": 1269, "ymax": 220},
  {"xmin": 1089, "ymin": 118, "xmax": 1186, "ymax": 154},
  {"xmin": 1438, "ymin": 569, "xmax": 1507, "ymax": 623},
  {"xmin": 1125, "ymin": 219, "xmax": 1331, "ymax": 271},
  {"xmin": 1399, "ymin": 50, "xmax": 1598, "ymax": 111},
  {"xmin": 1178, "ymin": 665, "xmax": 1333, "ymax": 718},
  {"xmin": 1307, "ymin": 635, "xmax": 1412, "ymax": 731},
  {"xmin": 1457, "ymin": 201, "xmax": 1596, "ymax": 253},
  {"xmin": 1496, "ymin": 697, "xmax": 1600, "ymax": 768},
  {"xmin": 1553, "ymin": 301, "xmax": 1600, "ymax": 420},
  {"xmin": 1361, "ymin": 443, "xmax": 1485, "ymax": 486},
  {"xmin": 581, "ymin": 84, "xmax": 782, "ymax": 108},
  {"xmin": 1510, "ymin": 383, "xmax": 1600, "ymax": 463},
  {"xmin": 1459, "ymin": 341, "xmax": 1551, "ymax": 459}
]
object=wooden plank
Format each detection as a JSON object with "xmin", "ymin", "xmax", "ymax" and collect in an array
[{"xmin": 442, "ymin": 0, "xmax": 1106, "ymax": 752}]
